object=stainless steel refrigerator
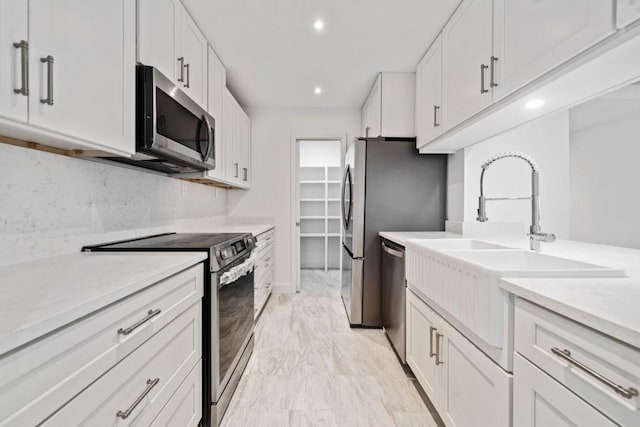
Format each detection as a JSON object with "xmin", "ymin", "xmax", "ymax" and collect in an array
[{"xmin": 340, "ymin": 137, "xmax": 447, "ymax": 327}]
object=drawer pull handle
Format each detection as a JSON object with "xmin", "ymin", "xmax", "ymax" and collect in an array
[
  {"xmin": 551, "ymin": 347, "xmax": 639, "ymax": 399},
  {"xmin": 118, "ymin": 309, "xmax": 161, "ymax": 335},
  {"xmin": 429, "ymin": 326, "xmax": 437, "ymax": 358},
  {"xmin": 116, "ymin": 378, "xmax": 160, "ymax": 419}
]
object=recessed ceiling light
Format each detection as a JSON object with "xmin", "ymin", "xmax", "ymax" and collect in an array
[
  {"xmin": 524, "ymin": 99, "xmax": 545, "ymax": 110},
  {"xmin": 313, "ymin": 19, "xmax": 324, "ymax": 31},
  {"xmin": 314, "ymin": 87, "xmax": 322, "ymax": 95}
]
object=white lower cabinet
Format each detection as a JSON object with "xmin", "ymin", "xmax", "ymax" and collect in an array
[
  {"xmin": 514, "ymin": 298, "xmax": 640, "ymax": 426},
  {"xmin": 406, "ymin": 289, "xmax": 444, "ymax": 404},
  {"xmin": 151, "ymin": 360, "xmax": 202, "ymax": 427},
  {"xmin": 254, "ymin": 228, "xmax": 275, "ymax": 318},
  {"xmin": 514, "ymin": 353, "xmax": 617, "ymax": 427},
  {"xmin": 406, "ymin": 289, "xmax": 512, "ymax": 427},
  {"xmin": 44, "ymin": 302, "xmax": 202, "ymax": 426},
  {"xmin": 0, "ymin": 263, "xmax": 204, "ymax": 426}
]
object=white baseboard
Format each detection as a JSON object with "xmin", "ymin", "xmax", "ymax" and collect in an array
[{"xmin": 271, "ymin": 281, "xmax": 294, "ymax": 294}]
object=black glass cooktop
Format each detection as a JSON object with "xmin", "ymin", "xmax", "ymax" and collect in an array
[{"xmin": 82, "ymin": 232, "xmax": 246, "ymax": 252}]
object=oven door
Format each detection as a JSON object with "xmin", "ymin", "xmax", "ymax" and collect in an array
[
  {"xmin": 210, "ymin": 258, "xmax": 254, "ymax": 402},
  {"xmin": 137, "ymin": 65, "xmax": 215, "ymax": 171}
]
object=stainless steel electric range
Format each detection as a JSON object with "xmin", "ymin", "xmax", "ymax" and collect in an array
[{"xmin": 84, "ymin": 232, "xmax": 256, "ymax": 426}]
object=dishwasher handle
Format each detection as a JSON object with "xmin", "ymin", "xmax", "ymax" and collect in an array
[{"xmin": 382, "ymin": 241, "xmax": 404, "ymax": 258}]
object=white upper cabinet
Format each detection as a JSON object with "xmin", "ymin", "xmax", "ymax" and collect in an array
[
  {"xmin": 223, "ymin": 88, "xmax": 237, "ymax": 184},
  {"xmin": 28, "ymin": 0, "xmax": 135, "ymax": 154},
  {"xmin": 361, "ymin": 75, "xmax": 381, "ymax": 137},
  {"xmin": 493, "ymin": 0, "xmax": 615, "ymax": 101},
  {"xmin": 205, "ymin": 46, "xmax": 226, "ymax": 181},
  {"xmin": 361, "ymin": 72, "xmax": 415, "ymax": 137},
  {"xmin": 178, "ymin": 4, "xmax": 207, "ymax": 106},
  {"xmin": 416, "ymin": 34, "xmax": 443, "ymax": 146},
  {"xmin": 137, "ymin": 0, "xmax": 179, "ymax": 83},
  {"xmin": 0, "ymin": 0, "xmax": 28, "ymax": 123},
  {"xmin": 138, "ymin": 0, "xmax": 207, "ymax": 107},
  {"xmin": 239, "ymin": 106, "xmax": 251, "ymax": 187},
  {"xmin": 442, "ymin": 0, "xmax": 494, "ymax": 132},
  {"xmin": 617, "ymin": 0, "xmax": 640, "ymax": 28}
]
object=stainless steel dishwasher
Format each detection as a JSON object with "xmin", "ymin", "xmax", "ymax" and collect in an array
[{"xmin": 381, "ymin": 238, "xmax": 406, "ymax": 363}]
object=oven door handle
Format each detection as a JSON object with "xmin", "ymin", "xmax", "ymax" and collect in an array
[{"xmin": 219, "ymin": 256, "xmax": 255, "ymax": 287}]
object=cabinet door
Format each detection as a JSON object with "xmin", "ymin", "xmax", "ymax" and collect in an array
[
  {"xmin": 440, "ymin": 322, "xmax": 511, "ymax": 427},
  {"xmin": 231, "ymin": 100, "xmax": 244, "ymax": 185},
  {"xmin": 240, "ymin": 110, "xmax": 251, "ymax": 187},
  {"xmin": 416, "ymin": 35, "xmax": 443, "ymax": 147},
  {"xmin": 514, "ymin": 353, "xmax": 618, "ymax": 427},
  {"xmin": 137, "ymin": 0, "xmax": 179, "ymax": 82},
  {"xmin": 28, "ymin": 0, "xmax": 135, "ymax": 155},
  {"xmin": 368, "ymin": 75, "xmax": 382, "ymax": 137},
  {"xmin": 493, "ymin": 0, "xmax": 615, "ymax": 100},
  {"xmin": 618, "ymin": 0, "xmax": 640, "ymax": 28},
  {"xmin": 406, "ymin": 290, "xmax": 444, "ymax": 409},
  {"xmin": 0, "ymin": 0, "xmax": 28, "ymax": 123},
  {"xmin": 442, "ymin": 0, "xmax": 493, "ymax": 131},
  {"xmin": 179, "ymin": 5, "xmax": 207, "ymax": 107},
  {"xmin": 223, "ymin": 88, "xmax": 238, "ymax": 183},
  {"xmin": 205, "ymin": 46, "xmax": 226, "ymax": 181}
]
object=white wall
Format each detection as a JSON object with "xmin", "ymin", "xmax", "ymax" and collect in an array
[
  {"xmin": 300, "ymin": 140, "xmax": 341, "ymax": 167},
  {"xmin": 227, "ymin": 107, "xmax": 360, "ymax": 291},
  {"xmin": 569, "ymin": 88, "xmax": 640, "ymax": 249},
  {"xmin": 0, "ymin": 143, "xmax": 227, "ymax": 266},
  {"xmin": 447, "ymin": 110, "xmax": 571, "ymax": 238}
]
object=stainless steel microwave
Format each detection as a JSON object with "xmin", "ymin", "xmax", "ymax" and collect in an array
[{"xmin": 112, "ymin": 65, "xmax": 215, "ymax": 174}]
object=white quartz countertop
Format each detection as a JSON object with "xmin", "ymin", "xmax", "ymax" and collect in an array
[
  {"xmin": 0, "ymin": 251, "xmax": 206, "ymax": 356},
  {"xmin": 404, "ymin": 232, "xmax": 640, "ymax": 349},
  {"xmin": 378, "ymin": 231, "xmax": 461, "ymax": 246},
  {"xmin": 177, "ymin": 221, "xmax": 274, "ymax": 237}
]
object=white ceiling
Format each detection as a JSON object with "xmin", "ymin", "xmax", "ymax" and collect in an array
[{"xmin": 182, "ymin": 0, "xmax": 461, "ymax": 109}]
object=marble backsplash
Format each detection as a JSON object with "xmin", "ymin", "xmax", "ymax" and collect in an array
[{"xmin": 0, "ymin": 143, "xmax": 228, "ymax": 267}]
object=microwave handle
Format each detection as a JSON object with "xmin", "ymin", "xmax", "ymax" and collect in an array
[{"xmin": 203, "ymin": 115, "xmax": 213, "ymax": 160}]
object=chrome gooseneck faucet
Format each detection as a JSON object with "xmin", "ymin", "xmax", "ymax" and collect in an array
[{"xmin": 476, "ymin": 152, "xmax": 556, "ymax": 251}]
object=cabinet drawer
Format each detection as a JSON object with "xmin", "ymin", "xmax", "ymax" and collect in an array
[
  {"xmin": 0, "ymin": 263, "xmax": 204, "ymax": 427},
  {"xmin": 255, "ymin": 263, "xmax": 274, "ymax": 291},
  {"xmin": 515, "ymin": 298, "xmax": 640, "ymax": 426},
  {"xmin": 44, "ymin": 301, "xmax": 202, "ymax": 426},
  {"xmin": 514, "ymin": 353, "xmax": 617, "ymax": 427},
  {"xmin": 151, "ymin": 359, "xmax": 202, "ymax": 427},
  {"xmin": 255, "ymin": 250, "xmax": 274, "ymax": 285},
  {"xmin": 255, "ymin": 229, "xmax": 274, "ymax": 251}
]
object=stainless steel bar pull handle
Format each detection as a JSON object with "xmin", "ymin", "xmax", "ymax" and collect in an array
[
  {"xmin": 551, "ymin": 348, "xmax": 639, "ymax": 399},
  {"xmin": 184, "ymin": 63, "xmax": 190, "ymax": 88},
  {"xmin": 435, "ymin": 332, "xmax": 444, "ymax": 365},
  {"xmin": 13, "ymin": 41, "xmax": 29, "ymax": 96},
  {"xmin": 117, "ymin": 309, "xmax": 161, "ymax": 335},
  {"xmin": 177, "ymin": 57, "xmax": 184, "ymax": 82},
  {"xmin": 234, "ymin": 162, "xmax": 239, "ymax": 178},
  {"xmin": 243, "ymin": 167, "xmax": 248, "ymax": 181},
  {"xmin": 490, "ymin": 56, "xmax": 499, "ymax": 87},
  {"xmin": 429, "ymin": 326, "xmax": 437, "ymax": 357},
  {"xmin": 40, "ymin": 56, "xmax": 54, "ymax": 105},
  {"xmin": 433, "ymin": 105, "xmax": 440, "ymax": 127},
  {"xmin": 116, "ymin": 378, "xmax": 160, "ymax": 419},
  {"xmin": 382, "ymin": 242, "xmax": 404, "ymax": 258},
  {"xmin": 480, "ymin": 64, "xmax": 489, "ymax": 94}
]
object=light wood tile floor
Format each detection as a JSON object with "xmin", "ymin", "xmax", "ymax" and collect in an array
[{"xmin": 221, "ymin": 270, "xmax": 439, "ymax": 426}]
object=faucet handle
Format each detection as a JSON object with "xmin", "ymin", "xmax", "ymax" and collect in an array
[{"xmin": 477, "ymin": 196, "xmax": 488, "ymax": 222}]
